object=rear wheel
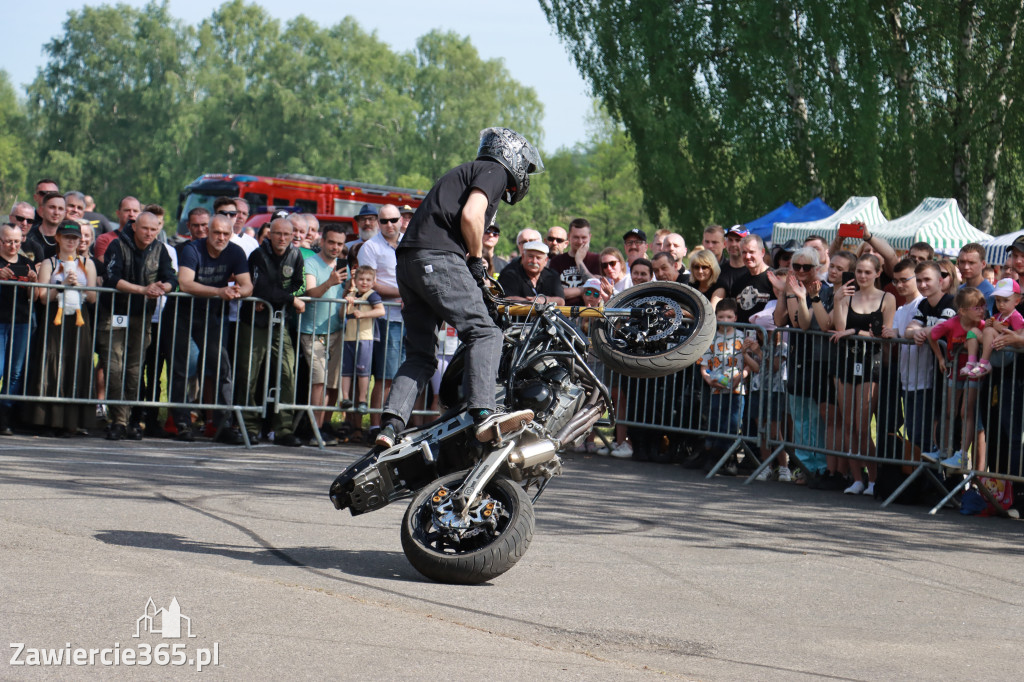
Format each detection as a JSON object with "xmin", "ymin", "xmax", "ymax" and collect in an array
[
  {"xmin": 591, "ymin": 281, "xmax": 714, "ymax": 378},
  {"xmin": 401, "ymin": 470, "xmax": 534, "ymax": 584}
]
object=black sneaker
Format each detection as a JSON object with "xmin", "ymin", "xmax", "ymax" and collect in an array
[
  {"xmin": 106, "ymin": 423, "xmax": 127, "ymax": 441},
  {"xmin": 175, "ymin": 423, "xmax": 195, "ymax": 442},
  {"xmin": 375, "ymin": 423, "xmax": 398, "ymax": 449},
  {"xmin": 339, "ymin": 399, "xmax": 353, "ymax": 410},
  {"xmin": 474, "ymin": 409, "xmax": 534, "ymax": 443},
  {"xmin": 126, "ymin": 424, "xmax": 144, "ymax": 441},
  {"xmin": 276, "ymin": 433, "xmax": 302, "ymax": 447},
  {"xmin": 214, "ymin": 426, "xmax": 244, "ymax": 445}
]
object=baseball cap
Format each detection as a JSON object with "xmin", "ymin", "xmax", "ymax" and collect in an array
[
  {"xmin": 55, "ymin": 219, "xmax": 82, "ymax": 237},
  {"xmin": 399, "ymin": 204, "xmax": 415, "ymax": 215},
  {"xmin": 726, "ymin": 225, "xmax": 750, "ymax": 239},
  {"xmin": 485, "ymin": 223, "xmax": 500, "ymax": 235},
  {"xmin": 622, "ymin": 228, "xmax": 647, "ymax": 242},
  {"xmin": 993, "ymin": 278, "xmax": 1021, "ymax": 298},
  {"xmin": 355, "ymin": 204, "xmax": 378, "ymax": 218},
  {"xmin": 583, "ymin": 277, "xmax": 602, "ymax": 292},
  {"xmin": 1006, "ymin": 234, "xmax": 1024, "ymax": 254},
  {"xmin": 521, "ymin": 240, "xmax": 549, "ymax": 254}
]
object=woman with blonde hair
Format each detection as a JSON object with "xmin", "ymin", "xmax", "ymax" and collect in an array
[
  {"xmin": 598, "ymin": 247, "xmax": 630, "ymax": 294},
  {"xmin": 687, "ymin": 249, "xmax": 720, "ymax": 300}
]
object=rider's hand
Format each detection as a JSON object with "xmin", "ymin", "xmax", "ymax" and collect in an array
[{"xmin": 467, "ymin": 256, "xmax": 488, "ymax": 285}]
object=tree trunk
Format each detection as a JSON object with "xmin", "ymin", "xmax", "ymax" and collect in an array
[
  {"xmin": 776, "ymin": 3, "xmax": 821, "ymax": 197},
  {"xmin": 885, "ymin": 1, "xmax": 918, "ymax": 198},
  {"xmin": 978, "ymin": 0, "xmax": 1023, "ymax": 234},
  {"xmin": 951, "ymin": 0, "xmax": 977, "ymax": 220}
]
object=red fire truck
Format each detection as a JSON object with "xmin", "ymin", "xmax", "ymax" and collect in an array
[{"xmin": 175, "ymin": 173, "xmax": 427, "ymax": 233}]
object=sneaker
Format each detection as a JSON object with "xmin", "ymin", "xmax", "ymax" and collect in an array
[
  {"xmin": 214, "ymin": 426, "xmax": 245, "ymax": 445},
  {"xmin": 106, "ymin": 423, "xmax": 126, "ymax": 441},
  {"xmin": 247, "ymin": 431, "xmax": 261, "ymax": 444},
  {"xmin": 941, "ymin": 450, "xmax": 966, "ymax": 469},
  {"xmin": 474, "ymin": 409, "xmax": 534, "ymax": 443},
  {"xmin": 844, "ymin": 480, "xmax": 867, "ymax": 495},
  {"xmin": 610, "ymin": 441, "xmax": 633, "ymax": 458},
  {"xmin": 356, "ymin": 401, "xmax": 369, "ymax": 414},
  {"xmin": 339, "ymin": 399, "xmax": 353, "ymax": 410},
  {"xmin": 175, "ymin": 423, "xmax": 195, "ymax": 442},
  {"xmin": 777, "ymin": 466, "xmax": 793, "ymax": 482},
  {"xmin": 755, "ymin": 466, "xmax": 772, "ymax": 481},
  {"xmin": 375, "ymin": 423, "xmax": 398, "ymax": 449},
  {"xmin": 96, "ymin": 404, "xmax": 108, "ymax": 421},
  {"xmin": 959, "ymin": 361, "xmax": 978, "ymax": 377},
  {"xmin": 275, "ymin": 433, "xmax": 302, "ymax": 447},
  {"xmin": 862, "ymin": 482, "xmax": 875, "ymax": 496},
  {"xmin": 919, "ymin": 449, "xmax": 942, "ymax": 463},
  {"xmin": 126, "ymin": 424, "xmax": 144, "ymax": 441}
]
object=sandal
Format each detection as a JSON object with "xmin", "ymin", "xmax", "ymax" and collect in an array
[
  {"xmin": 959, "ymin": 361, "xmax": 977, "ymax": 377},
  {"xmin": 968, "ymin": 360, "xmax": 992, "ymax": 378}
]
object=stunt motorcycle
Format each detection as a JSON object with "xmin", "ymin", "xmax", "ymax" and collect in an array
[{"xmin": 329, "ymin": 280, "xmax": 714, "ymax": 583}]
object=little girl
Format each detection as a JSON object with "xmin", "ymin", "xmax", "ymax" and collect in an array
[
  {"xmin": 961, "ymin": 278, "xmax": 1024, "ymax": 378},
  {"xmin": 928, "ymin": 286, "xmax": 987, "ymax": 470}
]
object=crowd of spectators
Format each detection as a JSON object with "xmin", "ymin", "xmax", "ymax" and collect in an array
[{"xmin": 4, "ymin": 178, "xmax": 1024, "ymax": 491}]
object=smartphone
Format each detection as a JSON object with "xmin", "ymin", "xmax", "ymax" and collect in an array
[
  {"xmin": 838, "ymin": 222, "xmax": 866, "ymax": 239},
  {"xmin": 841, "ymin": 271, "xmax": 857, "ymax": 289}
]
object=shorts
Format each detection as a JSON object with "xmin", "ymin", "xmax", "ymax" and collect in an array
[
  {"xmin": 831, "ymin": 340, "xmax": 880, "ymax": 385},
  {"xmin": 342, "ymin": 339, "xmax": 373, "ymax": 378},
  {"xmin": 372, "ymin": 319, "xmax": 406, "ymax": 380},
  {"xmin": 300, "ymin": 331, "xmax": 343, "ymax": 389}
]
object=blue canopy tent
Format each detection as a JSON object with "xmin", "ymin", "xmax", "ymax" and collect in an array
[
  {"xmin": 745, "ymin": 202, "xmax": 798, "ymax": 240},
  {"xmin": 785, "ymin": 198, "xmax": 834, "ymax": 223}
]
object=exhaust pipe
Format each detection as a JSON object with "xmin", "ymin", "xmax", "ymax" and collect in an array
[{"xmin": 508, "ymin": 439, "xmax": 558, "ymax": 468}]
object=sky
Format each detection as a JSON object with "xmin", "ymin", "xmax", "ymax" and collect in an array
[{"xmin": 2, "ymin": 0, "xmax": 594, "ymax": 152}]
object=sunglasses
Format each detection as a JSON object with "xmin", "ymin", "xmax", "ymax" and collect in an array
[
  {"xmin": 379, "ymin": 217, "xmax": 401, "ymax": 225},
  {"xmin": 484, "ymin": 229, "xmax": 500, "ymax": 236},
  {"xmin": 600, "ymin": 261, "xmax": 618, "ymax": 269},
  {"xmin": 624, "ymin": 240, "xmax": 645, "ymax": 247},
  {"xmin": 217, "ymin": 210, "xmax": 238, "ymax": 217},
  {"xmin": 691, "ymin": 264, "xmax": 710, "ymax": 271},
  {"xmin": 940, "ymin": 271, "xmax": 951, "ymax": 279},
  {"xmin": 11, "ymin": 215, "xmax": 32, "ymax": 223},
  {"xmin": 583, "ymin": 289, "xmax": 600, "ymax": 297},
  {"xmin": 894, "ymin": 275, "xmax": 915, "ymax": 284},
  {"xmin": 792, "ymin": 263, "xmax": 815, "ymax": 272},
  {"xmin": 547, "ymin": 237, "xmax": 566, "ymax": 243}
]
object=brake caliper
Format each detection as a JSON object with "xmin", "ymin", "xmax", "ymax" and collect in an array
[{"xmin": 429, "ymin": 485, "xmax": 505, "ymax": 540}]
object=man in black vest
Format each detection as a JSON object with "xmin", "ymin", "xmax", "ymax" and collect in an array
[
  {"xmin": 102, "ymin": 211, "xmax": 177, "ymax": 440},
  {"xmin": 237, "ymin": 218, "xmax": 306, "ymax": 446}
]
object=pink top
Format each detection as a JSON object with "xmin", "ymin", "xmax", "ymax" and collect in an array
[
  {"xmin": 931, "ymin": 315, "xmax": 984, "ymax": 371},
  {"xmin": 993, "ymin": 309, "xmax": 1024, "ymax": 332}
]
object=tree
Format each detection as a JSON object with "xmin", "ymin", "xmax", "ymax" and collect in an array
[{"xmin": 0, "ymin": 71, "xmax": 30, "ymax": 212}]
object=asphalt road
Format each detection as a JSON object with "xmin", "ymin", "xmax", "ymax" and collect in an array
[{"xmin": 1, "ymin": 435, "xmax": 1022, "ymax": 680}]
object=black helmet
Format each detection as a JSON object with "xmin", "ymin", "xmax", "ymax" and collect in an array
[{"xmin": 476, "ymin": 127, "xmax": 544, "ymax": 205}]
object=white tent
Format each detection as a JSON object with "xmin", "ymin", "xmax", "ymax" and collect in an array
[
  {"xmin": 983, "ymin": 229, "xmax": 1024, "ymax": 266},
  {"xmin": 864, "ymin": 198, "xmax": 991, "ymax": 252},
  {"xmin": 771, "ymin": 196, "xmax": 887, "ymax": 245}
]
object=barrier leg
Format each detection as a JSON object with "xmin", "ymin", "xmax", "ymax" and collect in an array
[
  {"xmin": 704, "ymin": 439, "xmax": 742, "ymax": 479},
  {"xmin": 743, "ymin": 443, "xmax": 784, "ymax": 485},
  {"xmin": 928, "ymin": 472, "xmax": 974, "ymax": 515}
]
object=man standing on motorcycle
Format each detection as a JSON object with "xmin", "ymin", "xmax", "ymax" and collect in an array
[{"xmin": 375, "ymin": 127, "xmax": 545, "ymax": 449}]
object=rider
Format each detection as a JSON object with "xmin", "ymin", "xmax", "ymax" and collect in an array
[{"xmin": 375, "ymin": 127, "xmax": 545, "ymax": 448}]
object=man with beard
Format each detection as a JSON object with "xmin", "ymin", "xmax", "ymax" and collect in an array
[
  {"xmin": 710, "ymin": 234, "xmax": 773, "ymax": 324},
  {"xmin": 24, "ymin": 192, "xmax": 65, "ymax": 264}
]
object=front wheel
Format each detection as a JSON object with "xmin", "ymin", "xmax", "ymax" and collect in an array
[
  {"xmin": 591, "ymin": 281, "xmax": 715, "ymax": 378},
  {"xmin": 400, "ymin": 470, "xmax": 535, "ymax": 584}
]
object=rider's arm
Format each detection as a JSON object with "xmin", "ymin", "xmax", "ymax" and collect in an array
[{"xmin": 460, "ymin": 189, "xmax": 489, "ymax": 259}]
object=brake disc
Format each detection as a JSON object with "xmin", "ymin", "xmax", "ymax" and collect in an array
[
  {"xmin": 428, "ymin": 486, "xmax": 504, "ymax": 540},
  {"xmin": 616, "ymin": 296, "xmax": 686, "ymax": 344}
]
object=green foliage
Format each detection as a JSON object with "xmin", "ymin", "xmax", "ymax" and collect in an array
[
  {"xmin": 0, "ymin": 71, "xmax": 30, "ymax": 211},
  {"xmin": 541, "ymin": 0, "xmax": 1024, "ymax": 235}
]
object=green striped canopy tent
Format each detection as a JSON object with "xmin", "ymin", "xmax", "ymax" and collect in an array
[
  {"xmin": 982, "ymin": 229, "xmax": 1023, "ymax": 266},
  {"xmin": 863, "ymin": 198, "xmax": 991, "ymax": 252},
  {"xmin": 771, "ymin": 196, "xmax": 887, "ymax": 245}
]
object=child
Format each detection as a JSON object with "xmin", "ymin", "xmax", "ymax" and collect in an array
[
  {"xmin": 928, "ymin": 287, "xmax": 987, "ymax": 470},
  {"xmin": 340, "ymin": 266, "xmax": 385, "ymax": 439},
  {"xmin": 698, "ymin": 298, "xmax": 759, "ymax": 473},
  {"xmin": 961, "ymin": 278, "xmax": 1024, "ymax": 378}
]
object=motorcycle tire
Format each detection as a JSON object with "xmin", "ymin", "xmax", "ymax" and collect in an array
[
  {"xmin": 590, "ymin": 281, "xmax": 715, "ymax": 379},
  {"xmin": 401, "ymin": 470, "xmax": 535, "ymax": 584}
]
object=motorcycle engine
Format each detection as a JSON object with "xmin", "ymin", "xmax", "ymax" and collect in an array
[{"xmin": 511, "ymin": 356, "xmax": 587, "ymax": 437}]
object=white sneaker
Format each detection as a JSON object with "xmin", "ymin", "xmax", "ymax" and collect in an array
[
  {"xmin": 844, "ymin": 480, "xmax": 867, "ymax": 495},
  {"xmin": 755, "ymin": 467, "xmax": 772, "ymax": 481},
  {"xmin": 610, "ymin": 441, "xmax": 633, "ymax": 458},
  {"xmin": 862, "ymin": 482, "xmax": 875, "ymax": 496},
  {"xmin": 919, "ymin": 449, "xmax": 942, "ymax": 463},
  {"xmin": 941, "ymin": 450, "xmax": 966, "ymax": 469},
  {"xmin": 777, "ymin": 466, "xmax": 793, "ymax": 482}
]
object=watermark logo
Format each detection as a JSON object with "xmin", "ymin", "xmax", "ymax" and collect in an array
[
  {"xmin": 10, "ymin": 597, "xmax": 219, "ymax": 671},
  {"xmin": 135, "ymin": 597, "xmax": 196, "ymax": 639}
]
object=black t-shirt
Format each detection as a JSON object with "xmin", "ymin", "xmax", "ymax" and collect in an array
[
  {"xmin": 716, "ymin": 267, "xmax": 774, "ymax": 323},
  {"xmin": 398, "ymin": 160, "xmax": 508, "ymax": 256},
  {"xmin": 912, "ymin": 294, "xmax": 956, "ymax": 329},
  {"xmin": 497, "ymin": 261, "xmax": 564, "ymax": 300},
  {"xmin": 549, "ymin": 252, "xmax": 601, "ymax": 305},
  {"xmin": 0, "ymin": 255, "xmax": 36, "ymax": 324},
  {"xmin": 719, "ymin": 259, "xmax": 744, "ymax": 281},
  {"xmin": 23, "ymin": 226, "xmax": 58, "ymax": 265},
  {"xmin": 178, "ymin": 239, "xmax": 249, "ymax": 317}
]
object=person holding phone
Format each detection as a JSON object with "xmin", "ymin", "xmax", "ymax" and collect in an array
[
  {"xmin": 0, "ymin": 225, "xmax": 36, "ymax": 433},
  {"xmin": 299, "ymin": 224, "xmax": 349, "ymax": 445},
  {"xmin": 831, "ymin": 253, "xmax": 896, "ymax": 496}
]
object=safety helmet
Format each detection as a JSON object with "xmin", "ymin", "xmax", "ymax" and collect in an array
[{"xmin": 476, "ymin": 127, "xmax": 545, "ymax": 205}]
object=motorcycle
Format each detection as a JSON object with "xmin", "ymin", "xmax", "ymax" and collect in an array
[{"xmin": 329, "ymin": 280, "xmax": 715, "ymax": 584}]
